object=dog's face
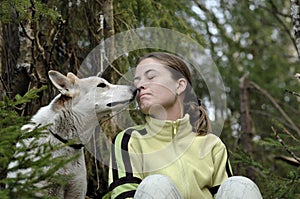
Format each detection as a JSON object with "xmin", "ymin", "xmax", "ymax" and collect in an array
[{"xmin": 48, "ymin": 70, "xmax": 136, "ymax": 115}]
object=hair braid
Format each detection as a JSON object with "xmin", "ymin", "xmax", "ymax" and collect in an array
[{"xmin": 184, "ymin": 91, "xmax": 211, "ymax": 135}]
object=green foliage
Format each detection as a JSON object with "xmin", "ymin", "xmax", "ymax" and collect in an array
[
  {"xmin": 114, "ymin": 0, "xmax": 206, "ymax": 45},
  {"xmin": 0, "ymin": 87, "xmax": 79, "ymax": 199},
  {"xmin": 231, "ymin": 145, "xmax": 300, "ymax": 198},
  {"xmin": 195, "ymin": 1, "xmax": 300, "ymax": 197},
  {"xmin": 0, "ymin": 0, "xmax": 61, "ymax": 23},
  {"xmin": 3, "ymin": 0, "xmax": 300, "ymax": 198}
]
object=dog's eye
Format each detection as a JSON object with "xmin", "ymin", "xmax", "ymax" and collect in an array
[{"xmin": 97, "ymin": 83, "xmax": 106, "ymax": 88}]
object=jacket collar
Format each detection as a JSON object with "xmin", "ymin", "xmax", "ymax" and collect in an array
[{"xmin": 145, "ymin": 114, "xmax": 193, "ymax": 140}]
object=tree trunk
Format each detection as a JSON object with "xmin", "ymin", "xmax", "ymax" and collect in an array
[
  {"xmin": 17, "ymin": 4, "xmax": 45, "ymax": 115},
  {"xmin": 103, "ymin": 0, "xmax": 115, "ymax": 65},
  {"xmin": 239, "ymin": 74, "xmax": 256, "ymax": 179},
  {"xmin": 1, "ymin": 20, "xmax": 29, "ymax": 104},
  {"xmin": 83, "ymin": 1, "xmax": 117, "ymax": 197},
  {"xmin": 291, "ymin": 0, "xmax": 300, "ymax": 60},
  {"xmin": 0, "ymin": 21, "xmax": 3, "ymax": 96}
]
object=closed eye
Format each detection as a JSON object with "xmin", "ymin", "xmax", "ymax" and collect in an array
[
  {"xmin": 146, "ymin": 70, "xmax": 157, "ymax": 80},
  {"xmin": 148, "ymin": 75, "xmax": 155, "ymax": 80},
  {"xmin": 97, "ymin": 82, "xmax": 106, "ymax": 88}
]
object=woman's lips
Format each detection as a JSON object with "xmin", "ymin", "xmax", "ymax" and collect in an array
[{"xmin": 138, "ymin": 93, "xmax": 150, "ymax": 100}]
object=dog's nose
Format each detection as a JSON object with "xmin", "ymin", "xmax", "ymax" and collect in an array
[{"xmin": 131, "ymin": 86, "xmax": 138, "ymax": 98}]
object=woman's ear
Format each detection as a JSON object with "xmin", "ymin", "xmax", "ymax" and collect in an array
[{"xmin": 176, "ymin": 78, "xmax": 188, "ymax": 96}]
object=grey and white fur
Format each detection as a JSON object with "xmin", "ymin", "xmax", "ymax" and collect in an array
[{"xmin": 7, "ymin": 70, "xmax": 136, "ymax": 198}]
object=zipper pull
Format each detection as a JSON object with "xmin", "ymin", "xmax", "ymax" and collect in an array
[{"xmin": 172, "ymin": 121, "xmax": 178, "ymax": 138}]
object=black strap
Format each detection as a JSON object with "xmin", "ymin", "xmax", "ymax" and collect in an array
[
  {"xmin": 49, "ymin": 129, "xmax": 84, "ymax": 149},
  {"xmin": 208, "ymin": 185, "xmax": 220, "ymax": 195},
  {"xmin": 109, "ymin": 176, "xmax": 142, "ymax": 191},
  {"xmin": 111, "ymin": 128, "xmax": 147, "ymax": 181},
  {"xmin": 115, "ymin": 190, "xmax": 136, "ymax": 199}
]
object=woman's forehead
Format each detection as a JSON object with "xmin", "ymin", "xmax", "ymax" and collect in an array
[
  {"xmin": 137, "ymin": 58, "xmax": 163, "ymax": 67},
  {"xmin": 135, "ymin": 57, "xmax": 184, "ymax": 79},
  {"xmin": 135, "ymin": 59, "xmax": 168, "ymax": 73}
]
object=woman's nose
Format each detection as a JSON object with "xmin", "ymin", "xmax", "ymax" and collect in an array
[
  {"xmin": 135, "ymin": 80, "xmax": 146, "ymax": 90},
  {"xmin": 137, "ymin": 85, "xmax": 145, "ymax": 92}
]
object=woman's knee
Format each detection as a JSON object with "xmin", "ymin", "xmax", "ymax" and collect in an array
[
  {"xmin": 216, "ymin": 176, "xmax": 263, "ymax": 199},
  {"xmin": 134, "ymin": 174, "xmax": 182, "ymax": 199}
]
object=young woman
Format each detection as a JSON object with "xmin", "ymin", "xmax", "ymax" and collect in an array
[{"xmin": 108, "ymin": 52, "xmax": 262, "ymax": 199}]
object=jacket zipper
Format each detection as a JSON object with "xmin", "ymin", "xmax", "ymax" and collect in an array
[
  {"xmin": 171, "ymin": 121, "xmax": 190, "ymax": 198},
  {"xmin": 172, "ymin": 121, "xmax": 178, "ymax": 138}
]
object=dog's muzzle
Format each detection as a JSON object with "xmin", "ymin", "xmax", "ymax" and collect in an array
[{"xmin": 107, "ymin": 87, "xmax": 137, "ymax": 107}]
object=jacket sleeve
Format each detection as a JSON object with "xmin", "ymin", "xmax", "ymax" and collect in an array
[
  {"xmin": 209, "ymin": 138, "xmax": 233, "ymax": 196},
  {"xmin": 108, "ymin": 129, "xmax": 143, "ymax": 199}
]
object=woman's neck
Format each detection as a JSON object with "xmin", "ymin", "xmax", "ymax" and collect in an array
[{"xmin": 148, "ymin": 102, "xmax": 184, "ymax": 121}]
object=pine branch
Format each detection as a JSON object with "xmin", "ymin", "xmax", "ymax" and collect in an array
[
  {"xmin": 285, "ymin": 89, "xmax": 300, "ymax": 97},
  {"xmin": 271, "ymin": 126, "xmax": 300, "ymax": 165},
  {"xmin": 250, "ymin": 81, "xmax": 300, "ymax": 136},
  {"xmin": 266, "ymin": 0, "xmax": 298, "ymax": 56}
]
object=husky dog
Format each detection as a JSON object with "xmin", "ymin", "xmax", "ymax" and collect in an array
[{"xmin": 8, "ymin": 70, "xmax": 136, "ymax": 198}]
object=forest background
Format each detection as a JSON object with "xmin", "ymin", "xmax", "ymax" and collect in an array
[{"xmin": 0, "ymin": 0, "xmax": 300, "ymax": 198}]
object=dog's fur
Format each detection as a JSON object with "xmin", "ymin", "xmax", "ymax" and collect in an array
[{"xmin": 8, "ymin": 70, "xmax": 136, "ymax": 198}]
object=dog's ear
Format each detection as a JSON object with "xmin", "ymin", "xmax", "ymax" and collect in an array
[
  {"xmin": 67, "ymin": 72, "xmax": 79, "ymax": 84},
  {"xmin": 48, "ymin": 70, "xmax": 77, "ymax": 97}
]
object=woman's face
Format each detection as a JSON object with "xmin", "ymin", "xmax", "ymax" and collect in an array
[{"xmin": 134, "ymin": 58, "xmax": 180, "ymax": 116}]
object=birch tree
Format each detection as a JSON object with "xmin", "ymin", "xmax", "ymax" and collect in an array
[{"xmin": 291, "ymin": 0, "xmax": 300, "ymax": 60}]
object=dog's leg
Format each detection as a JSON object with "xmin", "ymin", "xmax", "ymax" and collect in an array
[{"xmin": 63, "ymin": 150, "xmax": 87, "ymax": 199}]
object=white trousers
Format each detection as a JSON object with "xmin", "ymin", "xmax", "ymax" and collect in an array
[{"xmin": 134, "ymin": 174, "xmax": 263, "ymax": 199}]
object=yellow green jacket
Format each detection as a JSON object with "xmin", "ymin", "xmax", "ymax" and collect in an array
[{"xmin": 108, "ymin": 114, "xmax": 232, "ymax": 199}]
